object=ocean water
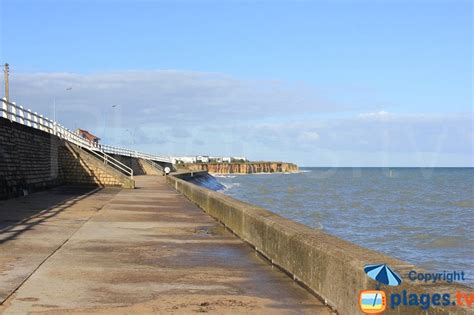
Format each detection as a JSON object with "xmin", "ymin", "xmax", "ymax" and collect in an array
[{"xmin": 215, "ymin": 168, "xmax": 474, "ymax": 283}]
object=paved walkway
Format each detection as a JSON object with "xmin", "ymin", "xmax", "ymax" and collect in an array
[{"xmin": 0, "ymin": 176, "xmax": 332, "ymax": 314}]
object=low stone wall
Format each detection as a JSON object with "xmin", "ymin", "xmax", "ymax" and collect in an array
[{"xmin": 167, "ymin": 172, "xmax": 471, "ymax": 315}]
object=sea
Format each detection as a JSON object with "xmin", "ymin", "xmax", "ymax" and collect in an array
[{"xmin": 212, "ymin": 167, "xmax": 473, "ymax": 284}]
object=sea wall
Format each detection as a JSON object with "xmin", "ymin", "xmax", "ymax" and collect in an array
[
  {"xmin": 0, "ymin": 117, "xmax": 61, "ymax": 199},
  {"xmin": 182, "ymin": 162, "xmax": 298, "ymax": 174},
  {"xmin": 168, "ymin": 172, "xmax": 471, "ymax": 315},
  {"xmin": 0, "ymin": 118, "xmax": 134, "ymax": 199}
]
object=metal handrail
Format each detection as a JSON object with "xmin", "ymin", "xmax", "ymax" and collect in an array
[
  {"xmin": 1, "ymin": 98, "xmax": 134, "ymax": 178},
  {"xmin": 149, "ymin": 160, "xmax": 164, "ymax": 171},
  {"xmin": 100, "ymin": 144, "xmax": 171, "ymax": 163},
  {"xmin": 142, "ymin": 158, "xmax": 164, "ymax": 172},
  {"xmin": 77, "ymin": 145, "xmax": 133, "ymax": 177}
]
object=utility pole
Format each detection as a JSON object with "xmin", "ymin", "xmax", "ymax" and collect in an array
[{"xmin": 4, "ymin": 63, "xmax": 9, "ymax": 102}]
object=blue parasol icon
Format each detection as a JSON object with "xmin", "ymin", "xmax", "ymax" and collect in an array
[{"xmin": 364, "ymin": 264, "xmax": 402, "ymax": 287}]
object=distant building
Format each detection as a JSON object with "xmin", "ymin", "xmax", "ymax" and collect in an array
[
  {"xmin": 75, "ymin": 129, "xmax": 100, "ymax": 146},
  {"xmin": 209, "ymin": 156, "xmax": 223, "ymax": 163},
  {"xmin": 231, "ymin": 157, "xmax": 247, "ymax": 162},
  {"xmin": 196, "ymin": 155, "xmax": 210, "ymax": 163},
  {"xmin": 212, "ymin": 156, "xmax": 248, "ymax": 163},
  {"xmin": 171, "ymin": 156, "xmax": 248, "ymax": 164},
  {"xmin": 171, "ymin": 156, "xmax": 197, "ymax": 164}
]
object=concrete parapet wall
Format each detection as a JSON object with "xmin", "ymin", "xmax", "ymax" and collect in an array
[{"xmin": 167, "ymin": 172, "xmax": 471, "ymax": 315}]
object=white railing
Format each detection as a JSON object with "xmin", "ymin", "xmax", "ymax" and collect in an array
[
  {"xmin": 1, "ymin": 99, "xmax": 54, "ymax": 133},
  {"xmin": 143, "ymin": 158, "xmax": 164, "ymax": 172},
  {"xmin": 100, "ymin": 144, "xmax": 171, "ymax": 163},
  {"xmin": 1, "ymin": 98, "xmax": 134, "ymax": 178}
]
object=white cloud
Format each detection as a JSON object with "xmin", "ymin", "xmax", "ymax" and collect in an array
[
  {"xmin": 298, "ymin": 131, "xmax": 320, "ymax": 143},
  {"xmin": 2, "ymin": 70, "xmax": 472, "ymax": 166},
  {"xmin": 357, "ymin": 110, "xmax": 393, "ymax": 120},
  {"xmin": 226, "ymin": 112, "xmax": 473, "ymax": 157},
  {"xmin": 7, "ymin": 70, "xmax": 342, "ymax": 129}
]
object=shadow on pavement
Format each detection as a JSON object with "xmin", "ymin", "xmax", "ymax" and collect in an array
[{"xmin": 0, "ymin": 185, "xmax": 101, "ymax": 244}]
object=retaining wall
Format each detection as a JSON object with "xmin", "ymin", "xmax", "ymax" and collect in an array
[
  {"xmin": 138, "ymin": 159, "xmax": 162, "ymax": 175},
  {"xmin": 167, "ymin": 172, "xmax": 471, "ymax": 315},
  {"xmin": 109, "ymin": 154, "xmax": 161, "ymax": 176},
  {"xmin": 0, "ymin": 118, "xmax": 61, "ymax": 199},
  {"xmin": 0, "ymin": 118, "xmax": 134, "ymax": 199},
  {"xmin": 59, "ymin": 142, "xmax": 135, "ymax": 189}
]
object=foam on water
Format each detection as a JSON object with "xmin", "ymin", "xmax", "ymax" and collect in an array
[{"xmin": 222, "ymin": 182, "xmax": 241, "ymax": 191}]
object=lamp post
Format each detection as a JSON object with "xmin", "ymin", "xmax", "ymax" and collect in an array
[{"xmin": 3, "ymin": 63, "xmax": 9, "ymax": 102}]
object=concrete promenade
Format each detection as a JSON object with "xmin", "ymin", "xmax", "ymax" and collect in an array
[{"xmin": 0, "ymin": 176, "xmax": 332, "ymax": 314}]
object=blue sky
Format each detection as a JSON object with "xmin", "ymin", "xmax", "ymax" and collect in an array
[{"xmin": 0, "ymin": 0, "xmax": 472, "ymax": 166}]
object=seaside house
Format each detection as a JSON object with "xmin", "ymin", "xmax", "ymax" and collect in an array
[
  {"xmin": 209, "ymin": 156, "xmax": 223, "ymax": 163},
  {"xmin": 171, "ymin": 156, "xmax": 248, "ymax": 164},
  {"xmin": 196, "ymin": 156, "xmax": 210, "ymax": 163},
  {"xmin": 75, "ymin": 129, "xmax": 100, "ymax": 147},
  {"xmin": 231, "ymin": 157, "xmax": 247, "ymax": 162},
  {"xmin": 171, "ymin": 156, "xmax": 197, "ymax": 164}
]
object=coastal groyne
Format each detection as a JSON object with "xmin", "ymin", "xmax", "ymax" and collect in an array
[
  {"xmin": 168, "ymin": 171, "xmax": 472, "ymax": 315},
  {"xmin": 181, "ymin": 161, "xmax": 298, "ymax": 174}
]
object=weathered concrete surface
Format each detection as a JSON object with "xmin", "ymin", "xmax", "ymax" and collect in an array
[
  {"xmin": 0, "ymin": 186, "xmax": 121, "ymax": 303},
  {"xmin": 167, "ymin": 173, "xmax": 473, "ymax": 315},
  {"xmin": 0, "ymin": 176, "xmax": 332, "ymax": 314}
]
